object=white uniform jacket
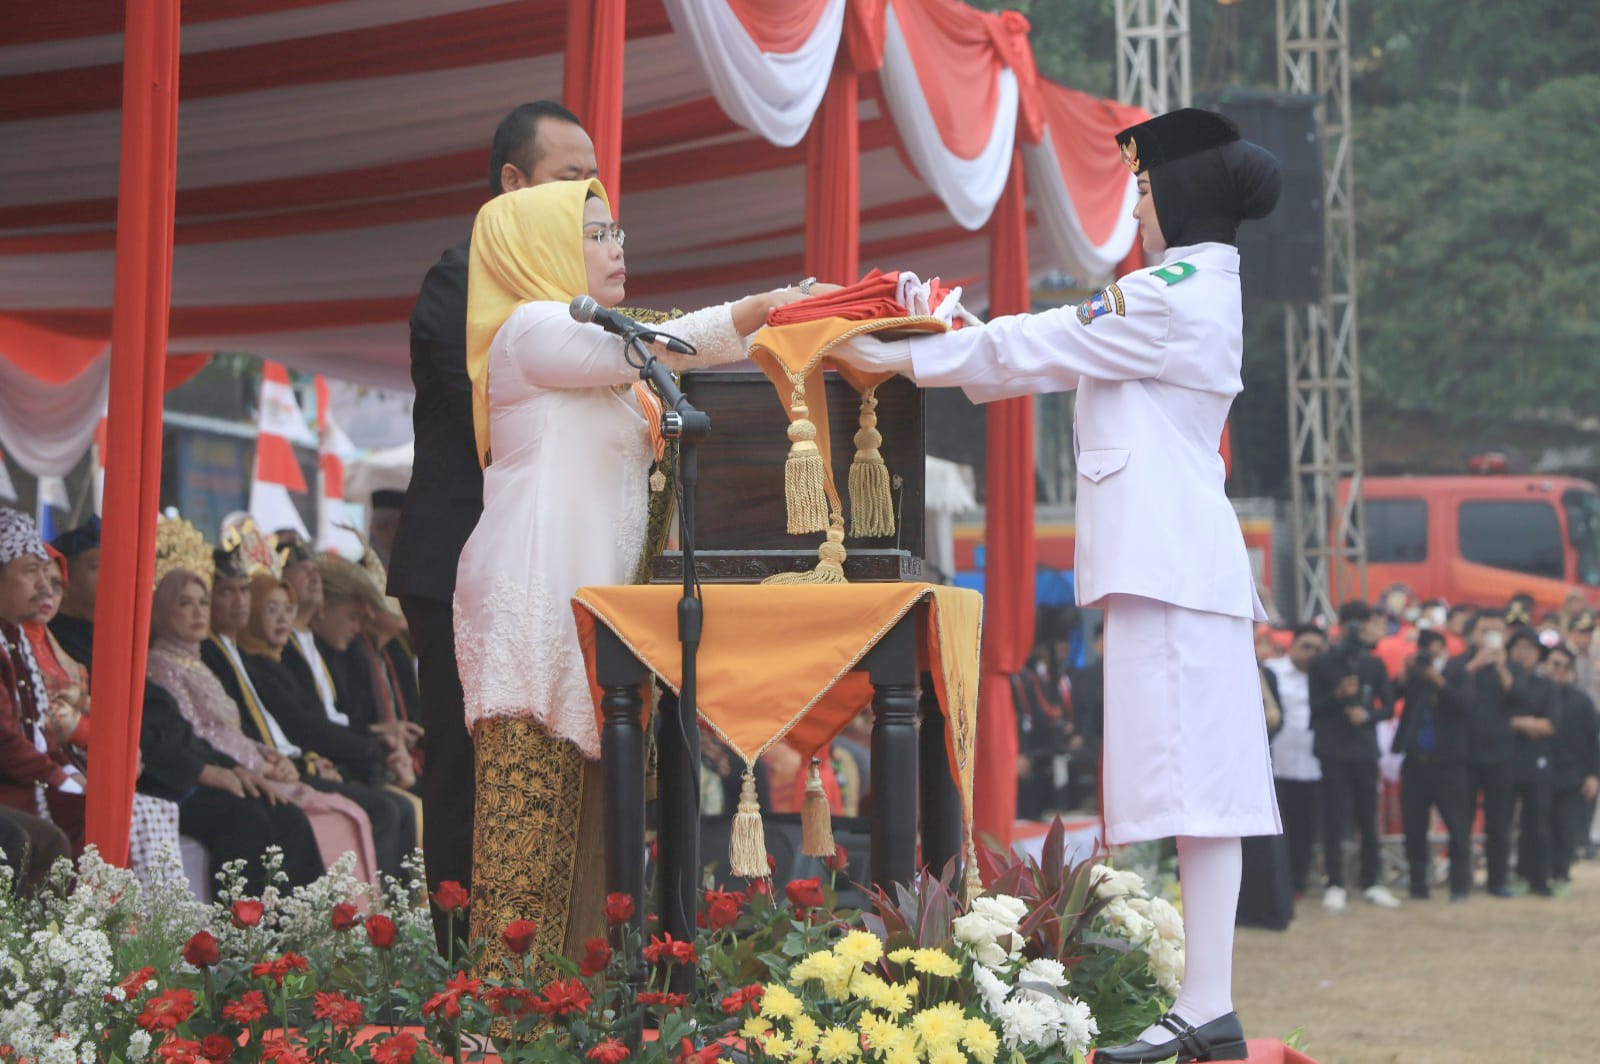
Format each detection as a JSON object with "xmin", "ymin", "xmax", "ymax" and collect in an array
[{"xmin": 865, "ymin": 242, "xmax": 1266, "ymax": 621}]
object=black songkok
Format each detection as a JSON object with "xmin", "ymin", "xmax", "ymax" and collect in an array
[
  {"xmin": 1115, "ymin": 107, "xmax": 1281, "ymax": 248},
  {"xmin": 51, "ymin": 515, "xmax": 102, "ymax": 558}
]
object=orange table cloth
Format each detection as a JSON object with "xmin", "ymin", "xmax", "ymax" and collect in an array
[{"xmin": 572, "ymin": 582, "xmax": 982, "ymax": 854}]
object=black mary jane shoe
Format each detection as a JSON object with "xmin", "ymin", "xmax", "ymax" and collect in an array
[{"xmin": 1094, "ymin": 1011, "xmax": 1249, "ymax": 1063}]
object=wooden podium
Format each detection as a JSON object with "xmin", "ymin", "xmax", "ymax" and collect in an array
[{"xmin": 650, "ymin": 370, "xmax": 927, "ymax": 583}]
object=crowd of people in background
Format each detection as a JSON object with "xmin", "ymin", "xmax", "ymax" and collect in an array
[
  {"xmin": 1009, "ymin": 588, "xmax": 1600, "ymax": 911},
  {"xmin": 0, "ymin": 504, "xmax": 423, "ymax": 899}
]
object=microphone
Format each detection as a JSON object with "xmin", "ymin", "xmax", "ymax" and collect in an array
[{"xmin": 569, "ymin": 295, "xmax": 694, "ymax": 355}]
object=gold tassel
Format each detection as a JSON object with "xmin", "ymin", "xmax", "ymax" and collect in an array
[
  {"xmin": 800, "ymin": 757, "xmax": 835, "ymax": 857},
  {"xmin": 729, "ymin": 769, "xmax": 770, "ymax": 879},
  {"xmin": 783, "ymin": 387, "xmax": 830, "ymax": 535},
  {"xmin": 763, "ymin": 524, "xmax": 849, "ymax": 585},
  {"xmin": 848, "ymin": 388, "xmax": 895, "ymax": 538}
]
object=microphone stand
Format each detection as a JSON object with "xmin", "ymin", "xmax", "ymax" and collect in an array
[{"xmin": 623, "ymin": 331, "xmax": 708, "ymax": 998}]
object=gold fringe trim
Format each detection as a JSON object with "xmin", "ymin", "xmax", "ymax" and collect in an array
[
  {"xmin": 763, "ymin": 524, "xmax": 848, "ymax": 585},
  {"xmin": 848, "ymin": 388, "xmax": 895, "ymax": 538},
  {"xmin": 729, "ymin": 769, "xmax": 770, "ymax": 878},
  {"xmin": 800, "ymin": 757, "xmax": 835, "ymax": 857},
  {"xmin": 783, "ymin": 387, "xmax": 830, "ymax": 535}
]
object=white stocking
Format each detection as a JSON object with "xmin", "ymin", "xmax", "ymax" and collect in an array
[{"xmin": 1135, "ymin": 835, "xmax": 1241, "ymax": 1044}]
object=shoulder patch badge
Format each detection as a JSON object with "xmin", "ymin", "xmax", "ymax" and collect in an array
[
  {"xmin": 1075, "ymin": 282, "xmax": 1126, "ymax": 327},
  {"xmin": 1150, "ymin": 261, "xmax": 1197, "ymax": 286}
]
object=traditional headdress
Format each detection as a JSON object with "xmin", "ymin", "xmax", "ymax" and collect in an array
[
  {"xmin": 153, "ymin": 514, "xmax": 213, "ymax": 590},
  {"xmin": 466, "ymin": 178, "xmax": 607, "ymax": 468},
  {"xmin": 0, "ymin": 507, "xmax": 48, "ymax": 566},
  {"xmin": 317, "ymin": 554, "xmax": 385, "ymax": 611},
  {"xmin": 220, "ymin": 512, "xmax": 280, "ymax": 578},
  {"xmin": 338, "ymin": 524, "xmax": 404, "ymax": 619},
  {"xmin": 1115, "ymin": 107, "xmax": 1281, "ymax": 247},
  {"xmin": 273, "ymin": 533, "xmax": 315, "ymax": 572},
  {"xmin": 50, "ymin": 515, "xmax": 101, "ymax": 559}
]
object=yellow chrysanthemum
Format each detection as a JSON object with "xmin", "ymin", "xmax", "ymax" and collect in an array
[
  {"xmin": 760, "ymin": 1032, "xmax": 798, "ymax": 1060},
  {"xmin": 816, "ymin": 953, "xmax": 858, "ymax": 1001},
  {"xmin": 741, "ymin": 1016, "xmax": 773, "ymax": 1040},
  {"xmin": 860, "ymin": 976, "xmax": 915, "ymax": 1018},
  {"xmin": 928, "ymin": 1048, "xmax": 966, "ymax": 1064},
  {"xmin": 887, "ymin": 946, "xmax": 917, "ymax": 965},
  {"xmin": 961, "ymin": 1017, "xmax": 1002, "ymax": 1064},
  {"xmin": 759, "ymin": 984, "xmax": 804, "ymax": 1021},
  {"xmin": 858, "ymin": 1011, "xmax": 896, "ymax": 1049},
  {"xmin": 835, "ymin": 930, "xmax": 884, "ymax": 967},
  {"xmin": 791, "ymin": 1014, "xmax": 822, "ymax": 1050},
  {"xmin": 788, "ymin": 952, "xmax": 825, "ymax": 986},
  {"xmin": 909, "ymin": 949, "xmax": 962, "ymax": 978},
  {"xmin": 911, "ymin": 1002, "xmax": 966, "ymax": 1054},
  {"xmin": 815, "ymin": 1026, "xmax": 861, "ymax": 1062}
]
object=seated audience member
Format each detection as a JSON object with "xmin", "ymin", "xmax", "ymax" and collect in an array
[
  {"xmin": 145, "ymin": 528, "xmax": 380, "ymax": 882},
  {"xmin": 24, "ymin": 542, "xmax": 181, "ymax": 877},
  {"xmin": 46, "ymin": 517, "xmax": 100, "ymax": 668},
  {"xmin": 311, "ymin": 556, "xmax": 422, "ymax": 766},
  {"xmin": 139, "ymin": 679, "xmax": 323, "ymax": 894},
  {"xmin": 1391, "ymin": 628, "xmax": 1471, "ymax": 900},
  {"xmin": 0, "ymin": 509, "xmax": 85, "ymax": 850}
]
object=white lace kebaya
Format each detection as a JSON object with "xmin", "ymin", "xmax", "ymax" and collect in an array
[{"xmin": 453, "ymin": 301, "xmax": 748, "ymax": 757}]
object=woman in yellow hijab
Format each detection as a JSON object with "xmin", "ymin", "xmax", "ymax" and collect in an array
[{"xmin": 455, "ymin": 178, "xmax": 822, "ymax": 978}]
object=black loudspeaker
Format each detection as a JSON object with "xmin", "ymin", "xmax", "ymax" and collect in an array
[{"xmin": 1198, "ymin": 89, "xmax": 1325, "ymax": 305}]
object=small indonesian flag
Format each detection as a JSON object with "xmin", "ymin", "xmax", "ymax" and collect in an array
[
  {"xmin": 91, "ymin": 408, "xmax": 108, "ymax": 515},
  {"xmin": 314, "ymin": 375, "xmax": 363, "ymax": 559},
  {"xmin": 249, "ymin": 360, "xmax": 311, "ymax": 538}
]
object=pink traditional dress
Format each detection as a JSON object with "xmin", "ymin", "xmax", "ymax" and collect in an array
[{"xmin": 148, "ymin": 619, "xmax": 379, "ymax": 883}]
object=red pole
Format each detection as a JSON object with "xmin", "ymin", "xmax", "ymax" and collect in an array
[
  {"xmin": 84, "ymin": 1, "xmax": 180, "ymax": 864},
  {"xmin": 565, "ymin": 0, "xmax": 626, "ymax": 206},
  {"xmin": 974, "ymin": 150, "xmax": 1035, "ymax": 852}
]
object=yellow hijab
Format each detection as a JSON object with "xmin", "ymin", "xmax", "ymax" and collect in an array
[{"xmin": 467, "ymin": 178, "xmax": 609, "ymax": 467}]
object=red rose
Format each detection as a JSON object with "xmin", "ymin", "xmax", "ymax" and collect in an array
[
  {"xmin": 535, "ymin": 977, "xmax": 592, "ymax": 1017},
  {"xmin": 199, "ymin": 1035, "xmax": 235, "ymax": 1063},
  {"xmin": 638, "ymin": 991, "xmax": 691, "ymax": 1009},
  {"xmin": 222, "ymin": 990, "xmax": 270, "ymax": 1024},
  {"xmin": 719, "ymin": 984, "xmax": 764, "ymax": 1015},
  {"xmin": 365, "ymin": 913, "xmax": 397, "ymax": 950},
  {"xmin": 702, "ymin": 888, "xmax": 745, "ymax": 931},
  {"xmin": 430, "ymin": 880, "xmax": 470, "ymax": 912},
  {"xmin": 501, "ymin": 918, "xmax": 538, "ymax": 955},
  {"xmin": 784, "ymin": 877, "xmax": 824, "ymax": 909},
  {"xmin": 330, "ymin": 902, "xmax": 360, "ymax": 931},
  {"xmin": 824, "ymin": 843, "xmax": 850, "ymax": 873},
  {"xmin": 602, "ymin": 892, "xmax": 635, "ymax": 925},
  {"xmin": 107, "ymin": 965, "xmax": 157, "ymax": 1003},
  {"xmin": 370, "ymin": 1033, "xmax": 419, "ymax": 1064},
  {"xmin": 137, "ymin": 988, "xmax": 197, "ymax": 1033},
  {"xmin": 182, "ymin": 931, "xmax": 220, "ymax": 969},
  {"xmin": 311, "ymin": 991, "xmax": 365, "ymax": 1028},
  {"xmin": 674, "ymin": 1038, "xmax": 725, "ymax": 1064},
  {"xmin": 580, "ymin": 937, "xmax": 612, "ymax": 977},
  {"xmin": 156, "ymin": 1039, "xmax": 205, "ymax": 1064},
  {"xmin": 484, "ymin": 986, "xmax": 540, "ymax": 1018},
  {"xmin": 230, "ymin": 899, "xmax": 264, "ymax": 928},
  {"xmin": 641, "ymin": 933, "xmax": 697, "ymax": 967},
  {"xmin": 588, "ymin": 1039, "xmax": 632, "ymax": 1064}
]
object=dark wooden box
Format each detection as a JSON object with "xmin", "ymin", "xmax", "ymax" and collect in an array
[{"xmin": 650, "ymin": 370, "xmax": 925, "ymax": 583}]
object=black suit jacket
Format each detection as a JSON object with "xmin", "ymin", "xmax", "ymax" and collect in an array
[
  {"xmin": 1308, "ymin": 642, "xmax": 1395, "ymax": 763},
  {"xmin": 241, "ymin": 650, "xmax": 388, "ymax": 785},
  {"xmin": 387, "ymin": 237, "xmax": 482, "ymax": 605},
  {"xmin": 139, "ymin": 681, "xmax": 233, "ymax": 802},
  {"xmin": 1549, "ymin": 684, "xmax": 1600, "ymax": 788},
  {"xmin": 1390, "ymin": 667, "xmax": 1468, "ymax": 762}
]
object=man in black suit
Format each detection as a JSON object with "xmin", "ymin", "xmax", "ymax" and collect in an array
[
  {"xmin": 1541, "ymin": 642, "xmax": 1600, "ymax": 886},
  {"xmin": 386, "ymin": 101, "xmax": 598, "ymax": 923},
  {"xmin": 1445, "ymin": 608, "xmax": 1522, "ymax": 896},
  {"xmin": 1506, "ymin": 626, "xmax": 1556, "ymax": 895},
  {"xmin": 1391, "ymin": 628, "xmax": 1471, "ymax": 900},
  {"xmin": 1308, "ymin": 600, "xmax": 1399, "ymax": 910}
]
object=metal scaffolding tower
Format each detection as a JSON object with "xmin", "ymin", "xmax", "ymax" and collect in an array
[
  {"xmin": 1278, "ymin": 0, "xmax": 1367, "ymax": 620},
  {"xmin": 1116, "ymin": 0, "xmax": 1191, "ymax": 116}
]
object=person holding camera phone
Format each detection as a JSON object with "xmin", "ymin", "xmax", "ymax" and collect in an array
[
  {"xmin": 1308, "ymin": 600, "xmax": 1399, "ymax": 910},
  {"xmin": 1391, "ymin": 628, "xmax": 1471, "ymax": 900},
  {"xmin": 1444, "ymin": 608, "xmax": 1523, "ymax": 897}
]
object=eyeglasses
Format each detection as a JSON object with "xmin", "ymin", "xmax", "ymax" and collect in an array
[{"xmin": 584, "ymin": 224, "xmax": 625, "ymax": 248}]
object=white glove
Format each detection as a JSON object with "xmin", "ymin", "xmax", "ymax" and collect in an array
[{"xmin": 830, "ymin": 333, "xmax": 915, "ymax": 377}]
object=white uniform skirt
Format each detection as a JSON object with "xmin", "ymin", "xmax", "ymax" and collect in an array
[{"xmin": 1100, "ymin": 594, "xmax": 1282, "ymax": 844}]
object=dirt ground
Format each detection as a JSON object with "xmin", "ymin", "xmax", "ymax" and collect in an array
[{"xmin": 1232, "ymin": 859, "xmax": 1600, "ymax": 1062}]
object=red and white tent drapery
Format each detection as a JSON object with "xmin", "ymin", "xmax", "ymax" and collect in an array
[
  {"xmin": 0, "ymin": 0, "xmax": 1146, "ymax": 861},
  {"xmin": 0, "ymin": 0, "xmax": 1143, "ymax": 473}
]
